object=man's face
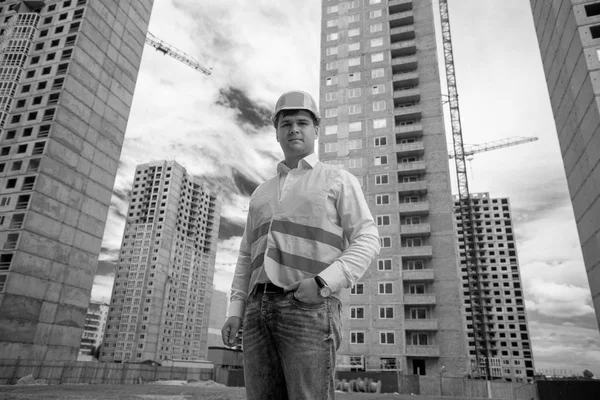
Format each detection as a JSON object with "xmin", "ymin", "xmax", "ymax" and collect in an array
[{"xmin": 276, "ymin": 110, "xmax": 319, "ymax": 159}]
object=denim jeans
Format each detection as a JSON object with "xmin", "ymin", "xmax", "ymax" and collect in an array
[{"xmin": 242, "ymin": 290, "xmax": 342, "ymax": 400}]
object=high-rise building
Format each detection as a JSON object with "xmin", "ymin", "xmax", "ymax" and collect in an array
[
  {"xmin": 78, "ymin": 300, "xmax": 109, "ymax": 360},
  {"xmin": 318, "ymin": 0, "xmax": 467, "ymax": 376},
  {"xmin": 528, "ymin": 0, "xmax": 600, "ymax": 332},
  {"xmin": 0, "ymin": 0, "xmax": 153, "ymax": 361},
  {"xmin": 101, "ymin": 160, "xmax": 221, "ymax": 364},
  {"xmin": 453, "ymin": 193, "xmax": 535, "ymax": 382},
  {"xmin": 207, "ymin": 287, "xmax": 227, "ymax": 348}
]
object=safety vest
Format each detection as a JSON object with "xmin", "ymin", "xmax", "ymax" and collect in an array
[{"xmin": 248, "ymin": 162, "xmax": 346, "ymax": 288}]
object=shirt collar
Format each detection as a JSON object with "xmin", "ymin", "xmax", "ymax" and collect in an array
[{"xmin": 277, "ymin": 153, "xmax": 320, "ymax": 175}]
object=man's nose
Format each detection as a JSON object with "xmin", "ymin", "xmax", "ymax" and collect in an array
[{"xmin": 289, "ymin": 122, "xmax": 300, "ymax": 133}]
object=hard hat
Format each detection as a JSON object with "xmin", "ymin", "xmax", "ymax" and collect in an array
[{"xmin": 271, "ymin": 90, "xmax": 321, "ymax": 127}]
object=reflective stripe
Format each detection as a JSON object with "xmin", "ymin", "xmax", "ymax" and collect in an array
[
  {"xmin": 251, "ymin": 221, "xmax": 271, "ymax": 245},
  {"xmin": 266, "ymin": 248, "xmax": 330, "ymax": 275},
  {"xmin": 251, "ymin": 252, "xmax": 265, "ymax": 272},
  {"xmin": 271, "ymin": 220, "xmax": 343, "ymax": 251}
]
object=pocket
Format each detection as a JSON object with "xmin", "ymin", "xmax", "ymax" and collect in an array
[{"xmin": 288, "ymin": 291, "xmax": 327, "ymax": 310}]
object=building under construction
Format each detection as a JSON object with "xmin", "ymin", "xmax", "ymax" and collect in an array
[
  {"xmin": 454, "ymin": 193, "xmax": 535, "ymax": 382},
  {"xmin": 318, "ymin": 0, "xmax": 467, "ymax": 376}
]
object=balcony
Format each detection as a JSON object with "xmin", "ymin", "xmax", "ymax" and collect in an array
[
  {"xmin": 390, "ymin": 25, "xmax": 415, "ymax": 43},
  {"xmin": 404, "ymin": 319, "xmax": 438, "ymax": 331},
  {"xmin": 404, "ymin": 294, "xmax": 437, "ymax": 305},
  {"xmin": 391, "ymin": 40, "xmax": 417, "ymax": 57},
  {"xmin": 400, "ymin": 223, "xmax": 431, "ymax": 236},
  {"xmin": 397, "ymin": 161, "xmax": 426, "ymax": 175},
  {"xmin": 402, "ymin": 269, "xmax": 435, "ymax": 281},
  {"xmin": 391, "ymin": 55, "xmax": 418, "ymax": 73},
  {"xmin": 397, "ymin": 201, "xmax": 429, "ymax": 215},
  {"xmin": 400, "ymin": 245, "xmax": 432, "ymax": 257},
  {"xmin": 406, "ymin": 345, "xmax": 440, "ymax": 358},
  {"xmin": 396, "ymin": 141, "xmax": 424, "ymax": 155},
  {"xmin": 393, "ymin": 86, "xmax": 420, "ymax": 103},
  {"xmin": 397, "ymin": 181, "xmax": 427, "ymax": 194},
  {"xmin": 389, "ymin": 10, "xmax": 414, "ymax": 28},
  {"xmin": 395, "ymin": 122, "xmax": 423, "ymax": 137},
  {"xmin": 394, "ymin": 105, "xmax": 422, "ymax": 122}
]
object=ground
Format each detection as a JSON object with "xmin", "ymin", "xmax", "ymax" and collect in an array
[{"xmin": 0, "ymin": 384, "xmax": 494, "ymax": 400}]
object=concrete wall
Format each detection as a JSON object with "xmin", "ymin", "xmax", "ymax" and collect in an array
[
  {"xmin": 0, "ymin": 359, "xmax": 213, "ymax": 385},
  {"xmin": 529, "ymin": 0, "xmax": 600, "ymax": 331}
]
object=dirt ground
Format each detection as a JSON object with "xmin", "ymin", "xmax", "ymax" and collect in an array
[
  {"xmin": 0, "ymin": 383, "xmax": 497, "ymax": 400},
  {"xmin": 0, "ymin": 383, "xmax": 489, "ymax": 400}
]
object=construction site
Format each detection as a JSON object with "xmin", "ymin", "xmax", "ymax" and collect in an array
[{"xmin": 0, "ymin": 0, "xmax": 599, "ymax": 400}]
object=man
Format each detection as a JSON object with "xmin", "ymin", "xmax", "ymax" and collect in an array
[{"xmin": 221, "ymin": 90, "xmax": 380, "ymax": 399}]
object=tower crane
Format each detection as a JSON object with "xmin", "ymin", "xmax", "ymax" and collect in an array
[
  {"xmin": 438, "ymin": 0, "xmax": 492, "ymax": 380},
  {"xmin": 448, "ymin": 136, "xmax": 539, "ymax": 159},
  {"xmin": 145, "ymin": 31, "xmax": 212, "ymax": 76}
]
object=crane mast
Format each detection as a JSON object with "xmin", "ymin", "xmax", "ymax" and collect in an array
[
  {"xmin": 145, "ymin": 31, "xmax": 212, "ymax": 76},
  {"xmin": 438, "ymin": 0, "xmax": 492, "ymax": 380}
]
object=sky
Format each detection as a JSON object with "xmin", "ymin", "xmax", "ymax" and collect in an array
[{"xmin": 90, "ymin": 0, "xmax": 600, "ymax": 375}]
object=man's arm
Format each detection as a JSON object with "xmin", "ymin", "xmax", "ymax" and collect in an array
[{"xmin": 319, "ymin": 170, "xmax": 381, "ymax": 292}]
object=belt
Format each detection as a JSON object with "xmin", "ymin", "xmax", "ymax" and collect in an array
[{"xmin": 255, "ymin": 282, "xmax": 286, "ymax": 294}]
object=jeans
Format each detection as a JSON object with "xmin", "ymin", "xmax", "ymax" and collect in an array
[{"xmin": 242, "ymin": 290, "xmax": 342, "ymax": 400}]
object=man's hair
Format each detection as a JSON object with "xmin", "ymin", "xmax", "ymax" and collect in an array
[{"xmin": 275, "ymin": 109, "xmax": 319, "ymax": 128}]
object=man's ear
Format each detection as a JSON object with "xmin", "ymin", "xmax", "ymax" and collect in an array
[{"xmin": 315, "ymin": 125, "xmax": 319, "ymax": 137}]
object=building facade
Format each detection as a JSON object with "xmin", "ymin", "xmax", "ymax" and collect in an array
[
  {"xmin": 207, "ymin": 287, "xmax": 227, "ymax": 348},
  {"xmin": 0, "ymin": 0, "xmax": 153, "ymax": 361},
  {"xmin": 101, "ymin": 160, "xmax": 221, "ymax": 364},
  {"xmin": 319, "ymin": 0, "xmax": 467, "ymax": 376},
  {"xmin": 529, "ymin": 0, "xmax": 600, "ymax": 332},
  {"xmin": 78, "ymin": 300, "xmax": 108, "ymax": 360},
  {"xmin": 454, "ymin": 193, "xmax": 535, "ymax": 381}
]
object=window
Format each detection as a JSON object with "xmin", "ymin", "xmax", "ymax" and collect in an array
[
  {"xmin": 348, "ymin": 13, "xmax": 360, "ymax": 23},
  {"xmin": 348, "ymin": 28, "xmax": 360, "ymax": 37},
  {"xmin": 379, "ymin": 282, "xmax": 393, "ymax": 294},
  {"xmin": 348, "ymin": 104, "xmax": 361, "ymax": 114},
  {"xmin": 324, "ymin": 142, "xmax": 338, "ymax": 153},
  {"xmin": 326, "ymin": 46, "xmax": 338, "ymax": 56},
  {"xmin": 350, "ymin": 306, "xmax": 364, "ymax": 319},
  {"xmin": 348, "ymin": 57, "xmax": 361, "ymax": 67},
  {"xmin": 409, "ymin": 333, "xmax": 429, "ymax": 345},
  {"xmin": 350, "ymin": 332, "xmax": 365, "ymax": 344},
  {"xmin": 373, "ymin": 118, "xmax": 387, "ymax": 129},
  {"xmin": 348, "ymin": 88, "xmax": 361, "ymax": 98},
  {"xmin": 348, "ymin": 158, "xmax": 362, "ymax": 168},
  {"xmin": 327, "ymin": 5, "xmax": 339, "ymax": 14},
  {"xmin": 327, "ymin": 32, "xmax": 339, "ymax": 41},
  {"xmin": 379, "ymin": 307, "xmax": 394, "ymax": 319},
  {"xmin": 591, "ymin": 24, "xmax": 600, "ymax": 39},
  {"xmin": 326, "ymin": 60, "xmax": 338, "ymax": 70},
  {"xmin": 325, "ymin": 92, "xmax": 338, "ymax": 102},
  {"xmin": 348, "ymin": 139, "xmax": 362, "ymax": 150},
  {"xmin": 585, "ymin": 3, "xmax": 600, "ymax": 17},
  {"xmin": 349, "ymin": 121, "xmax": 362, "ymax": 132},
  {"xmin": 377, "ymin": 259, "xmax": 392, "ymax": 270},
  {"xmin": 374, "ymin": 155, "xmax": 388, "ymax": 165},
  {"xmin": 370, "ymin": 0, "xmax": 382, "ymax": 3},
  {"xmin": 371, "ymin": 52, "xmax": 384, "ymax": 62},
  {"xmin": 325, "ymin": 108, "xmax": 338, "ymax": 118},
  {"xmin": 370, "ymin": 23, "xmax": 383, "ymax": 33},
  {"xmin": 326, "ymin": 76, "xmax": 338, "ymax": 86},
  {"xmin": 372, "ymin": 68, "xmax": 385, "ymax": 78},
  {"xmin": 410, "ymin": 308, "xmax": 427, "ymax": 319},
  {"xmin": 380, "ymin": 332, "xmax": 395, "ymax": 344},
  {"xmin": 37, "ymin": 81, "xmax": 47, "ymax": 90},
  {"xmin": 376, "ymin": 215, "xmax": 390, "ymax": 226},
  {"xmin": 351, "ymin": 283, "xmax": 364, "ymax": 295},
  {"xmin": 324, "ymin": 125, "xmax": 338, "ymax": 135},
  {"xmin": 326, "ymin": 19, "xmax": 338, "ymax": 28},
  {"xmin": 370, "ymin": 9, "xmax": 383, "ymax": 18},
  {"xmin": 375, "ymin": 174, "xmax": 388, "ymax": 185},
  {"xmin": 376, "ymin": 194, "xmax": 389, "ymax": 205},
  {"xmin": 380, "ymin": 237, "xmax": 392, "ymax": 247},
  {"xmin": 371, "ymin": 37, "xmax": 383, "ymax": 47},
  {"xmin": 406, "ymin": 237, "xmax": 422, "ymax": 247},
  {"xmin": 374, "ymin": 136, "xmax": 387, "ymax": 147},
  {"xmin": 348, "ymin": 42, "xmax": 360, "ymax": 51},
  {"xmin": 373, "ymin": 100, "xmax": 386, "ymax": 111},
  {"xmin": 409, "ymin": 284, "xmax": 425, "ymax": 294},
  {"xmin": 349, "ymin": 72, "xmax": 361, "ymax": 82}
]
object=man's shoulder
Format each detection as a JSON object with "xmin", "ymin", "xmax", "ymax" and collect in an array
[{"xmin": 251, "ymin": 175, "xmax": 278, "ymax": 198}]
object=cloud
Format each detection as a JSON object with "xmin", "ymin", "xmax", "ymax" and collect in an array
[
  {"xmin": 525, "ymin": 281, "xmax": 595, "ymax": 318},
  {"xmin": 90, "ymin": 274, "xmax": 115, "ymax": 304},
  {"xmin": 216, "ymin": 87, "xmax": 272, "ymax": 130}
]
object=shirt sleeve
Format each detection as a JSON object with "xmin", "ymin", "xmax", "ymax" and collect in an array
[
  {"xmin": 319, "ymin": 170, "xmax": 381, "ymax": 292},
  {"xmin": 228, "ymin": 213, "xmax": 252, "ymax": 319}
]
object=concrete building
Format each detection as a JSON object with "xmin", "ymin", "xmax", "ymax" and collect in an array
[
  {"xmin": 528, "ymin": 0, "xmax": 600, "ymax": 332},
  {"xmin": 207, "ymin": 287, "xmax": 227, "ymax": 348},
  {"xmin": 319, "ymin": 0, "xmax": 467, "ymax": 376},
  {"xmin": 101, "ymin": 160, "xmax": 221, "ymax": 364},
  {"xmin": 0, "ymin": 0, "xmax": 153, "ymax": 361},
  {"xmin": 454, "ymin": 193, "xmax": 535, "ymax": 382},
  {"xmin": 77, "ymin": 300, "xmax": 108, "ymax": 360}
]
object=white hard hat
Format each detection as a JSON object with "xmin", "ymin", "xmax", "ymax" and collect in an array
[{"xmin": 271, "ymin": 90, "xmax": 321, "ymax": 127}]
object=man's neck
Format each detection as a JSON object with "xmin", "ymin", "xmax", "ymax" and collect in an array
[{"xmin": 284, "ymin": 152, "xmax": 312, "ymax": 169}]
